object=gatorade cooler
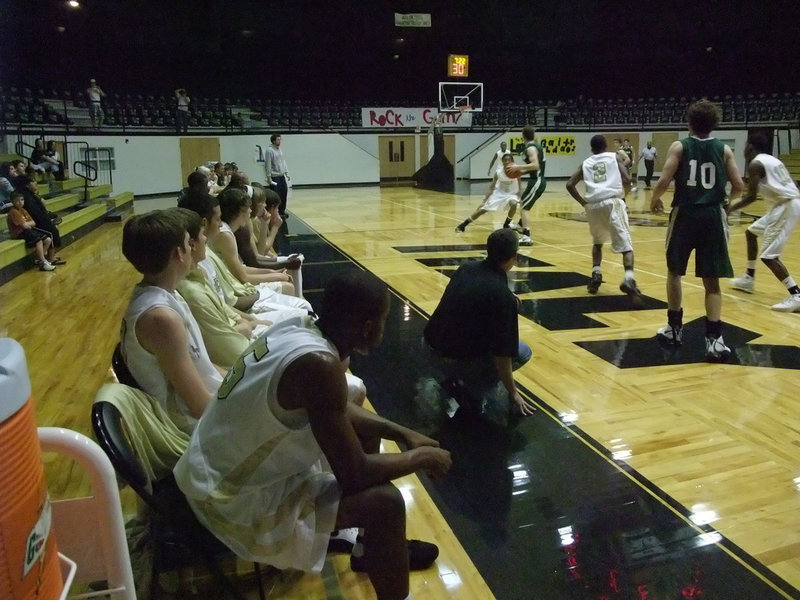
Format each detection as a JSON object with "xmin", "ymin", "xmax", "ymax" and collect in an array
[{"xmin": 0, "ymin": 338, "xmax": 63, "ymax": 599}]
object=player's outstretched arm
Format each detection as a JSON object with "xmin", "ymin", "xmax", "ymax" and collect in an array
[
  {"xmin": 727, "ymin": 159, "xmax": 761, "ymax": 213},
  {"xmin": 723, "ymin": 145, "xmax": 745, "ymax": 202}
]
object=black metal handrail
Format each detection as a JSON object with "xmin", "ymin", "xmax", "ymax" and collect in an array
[
  {"xmin": 14, "ymin": 139, "xmax": 36, "ymax": 162},
  {"xmin": 95, "ymin": 147, "xmax": 113, "ymax": 187}
]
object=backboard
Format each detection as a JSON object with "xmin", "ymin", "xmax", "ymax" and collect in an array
[{"xmin": 438, "ymin": 82, "xmax": 484, "ymax": 112}]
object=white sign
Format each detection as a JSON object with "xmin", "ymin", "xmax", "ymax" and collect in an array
[
  {"xmin": 394, "ymin": 13, "xmax": 431, "ymax": 27},
  {"xmin": 361, "ymin": 107, "xmax": 472, "ymax": 128}
]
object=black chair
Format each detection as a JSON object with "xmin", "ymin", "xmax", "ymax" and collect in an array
[
  {"xmin": 111, "ymin": 343, "xmax": 140, "ymax": 389},
  {"xmin": 92, "ymin": 400, "xmax": 266, "ymax": 599}
]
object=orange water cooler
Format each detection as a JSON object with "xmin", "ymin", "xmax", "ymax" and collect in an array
[{"xmin": 0, "ymin": 338, "xmax": 63, "ymax": 599}]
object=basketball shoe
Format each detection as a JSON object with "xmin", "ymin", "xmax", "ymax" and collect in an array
[
  {"xmin": 657, "ymin": 324, "xmax": 683, "ymax": 345},
  {"xmin": 771, "ymin": 293, "xmax": 800, "ymax": 312},
  {"xmin": 351, "ymin": 539, "xmax": 439, "ymax": 572},
  {"xmin": 619, "ymin": 279, "xmax": 642, "ymax": 297},
  {"xmin": 730, "ymin": 273, "xmax": 755, "ymax": 293},
  {"xmin": 518, "ymin": 235, "xmax": 532, "ymax": 246},
  {"xmin": 705, "ymin": 335, "xmax": 731, "ymax": 361},
  {"xmin": 587, "ymin": 272, "xmax": 602, "ymax": 294}
]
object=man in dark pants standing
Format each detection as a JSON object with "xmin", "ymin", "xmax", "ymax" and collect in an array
[
  {"xmin": 424, "ymin": 228, "xmax": 535, "ymax": 420},
  {"xmin": 638, "ymin": 141, "xmax": 658, "ymax": 188},
  {"xmin": 650, "ymin": 99, "xmax": 744, "ymax": 361},
  {"xmin": 266, "ymin": 133, "xmax": 290, "ymax": 217}
]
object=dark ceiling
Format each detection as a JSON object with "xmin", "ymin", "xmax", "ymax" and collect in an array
[{"xmin": 3, "ymin": 1, "xmax": 799, "ymax": 102}]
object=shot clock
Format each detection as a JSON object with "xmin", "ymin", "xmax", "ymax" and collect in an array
[{"xmin": 447, "ymin": 54, "xmax": 469, "ymax": 78}]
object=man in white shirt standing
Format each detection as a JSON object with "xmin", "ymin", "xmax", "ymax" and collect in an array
[
  {"xmin": 175, "ymin": 88, "xmax": 191, "ymax": 134},
  {"xmin": 86, "ymin": 78, "xmax": 106, "ymax": 129},
  {"xmin": 266, "ymin": 133, "xmax": 290, "ymax": 218},
  {"xmin": 638, "ymin": 141, "xmax": 658, "ymax": 189}
]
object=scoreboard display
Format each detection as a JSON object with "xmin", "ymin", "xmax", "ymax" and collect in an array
[{"xmin": 447, "ymin": 54, "xmax": 469, "ymax": 78}]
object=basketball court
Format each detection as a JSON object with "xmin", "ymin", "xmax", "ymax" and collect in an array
[{"xmin": 3, "ymin": 172, "xmax": 799, "ymax": 598}]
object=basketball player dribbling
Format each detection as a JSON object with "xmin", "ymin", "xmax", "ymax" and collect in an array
[
  {"xmin": 504, "ymin": 125, "xmax": 545, "ymax": 246},
  {"xmin": 456, "ymin": 154, "xmax": 521, "ymax": 232}
]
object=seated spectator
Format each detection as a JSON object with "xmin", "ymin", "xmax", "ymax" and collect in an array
[
  {"xmin": 234, "ymin": 186, "xmax": 304, "ymax": 294},
  {"xmin": 44, "ymin": 141, "xmax": 65, "ymax": 180},
  {"xmin": 29, "ymin": 138, "xmax": 48, "ymax": 176},
  {"xmin": 120, "ymin": 208, "xmax": 223, "ymax": 434},
  {"xmin": 174, "ymin": 271, "xmax": 451, "ymax": 599},
  {"xmin": 0, "ymin": 162, "xmax": 16, "ymax": 211},
  {"xmin": 211, "ymin": 187, "xmax": 295, "ymax": 293},
  {"xmin": 176, "ymin": 170, "xmax": 210, "ymax": 205},
  {"xmin": 179, "ymin": 189, "xmax": 311, "ymax": 318},
  {"xmin": 175, "ymin": 206, "xmax": 275, "ymax": 368},
  {"xmin": 11, "ymin": 162, "xmax": 63, "ymax": 256},
  {"xmin": 213, "ymin": 161, "xmax": 227, "ymax": 187},
  {"xmin": 192, "ymin": 165, "xmax": 223, "ymax": 196},
  {"xmin": 5, "ymin": 191, "xmax": 57, "ymax": 271}
]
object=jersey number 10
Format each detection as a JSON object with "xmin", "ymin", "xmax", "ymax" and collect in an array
[{"xmin": 686, "ymin": 159, "xmax": 716, "ymax": 189}]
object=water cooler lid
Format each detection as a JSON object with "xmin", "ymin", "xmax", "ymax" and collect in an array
[{"xmin": 0, "ymin": 338, "xmax": 32, "ymax": 423}]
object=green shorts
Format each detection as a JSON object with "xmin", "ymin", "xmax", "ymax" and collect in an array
[
  {"xmin": 520, "ymin": 177, "xmax": 546, "ymax": 211},
  {"xmin": 665, "ymin": 204, "xmax": 733, "ymax": 278}
]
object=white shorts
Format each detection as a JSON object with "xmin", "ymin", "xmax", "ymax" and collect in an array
[
  {"xmin": 345, "ymin": 372, "xmax": 366, "ymax": 405},
  {"xmin": 748, "ymin": 198, "xmax": 800, "ymax": 259},
  {"xmin": 585, "ymin": 198, "xmax": 633, "ymax": 253},
  {"xmin": 480, "ymin": 190, "xmax": 518, "ymax": 212}
]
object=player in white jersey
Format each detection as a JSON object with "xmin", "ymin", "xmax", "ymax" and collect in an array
[
  {"xmin": 455, "ymin": 153, "xmax": 521, "ymax": 232},
  {"xmin": 728, "ymin": 133, "xmax": 800, "ymax": 311},
  {"xmin": 486, "ymin": 141, "xmax": 508, "ymax": 176},
  {"xmin": 120, "ymin": 208, "xmax": 223, "ymax": 433},
  {"xmin": 175, "ymin": 271, "xmax": 451, "ymax": 600},
  {"xmin": 566, "ymin": 135, "xmax": 641, "ymax": 296}
]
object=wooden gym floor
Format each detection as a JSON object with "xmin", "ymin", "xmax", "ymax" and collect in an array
[{"xmin": 0, "ymin": 180, "xmax": 798, "ymax": 599}]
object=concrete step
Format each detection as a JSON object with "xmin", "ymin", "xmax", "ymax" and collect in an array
[
  {"xmin": 104, "ymin": 191, "xmax": 135, "ymax": 222},
  {"xmin": 44, "ymin": 192, "xmax": 81, "ymax": 213},
  {"xmin": 83, "ymin": 184, "xmax": 113, "ymax": 202},
  {"xmin": 50, "ymin": 177, "xmax": 85, "ymax": 192}
]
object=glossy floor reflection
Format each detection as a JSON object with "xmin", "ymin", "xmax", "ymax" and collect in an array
[{"xmin": 281, "ymin": 217, "xmax": 795, "ymax": 600}]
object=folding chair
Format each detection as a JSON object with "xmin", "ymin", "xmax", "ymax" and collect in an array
[
  {"xmin": 91, "ymin": 398, "xmax": 266, "ymax": 600},
  {"xmin": 110, "ymin": 343, "xmax": 139, "ymax": 389}
]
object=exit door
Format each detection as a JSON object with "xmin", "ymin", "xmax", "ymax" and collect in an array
[{"xmin": 379, "ymin": 135, "xmax": 416, "ymax": 180}]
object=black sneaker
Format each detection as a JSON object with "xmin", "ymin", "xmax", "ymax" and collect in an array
[
  {"xmin": 619, "ymin": 279, "xmax": 642, "ymax": 297},
  {"xmin": 327, "ymin": 528, "xmax": 359, "ymax": 554},
  {"xmin": 455, "ymin": 224, "xmax": 465, "ymax": 233},
  {"xmin": 587, "ymin": 272, "xmax": 602, "ymax": 294},
  {"xmin": 350, "ymin": 539, "xmax": 439, "ymax": 572}
]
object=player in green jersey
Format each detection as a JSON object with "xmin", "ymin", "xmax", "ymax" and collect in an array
[{"xmin": 650, "ymin": 99, "xmax": 744, "ymax": 361}]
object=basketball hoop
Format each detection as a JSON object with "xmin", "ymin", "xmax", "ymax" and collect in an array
[{"xmin": 458, "ymin": 105, "xmax": 471, "ymax": 114}]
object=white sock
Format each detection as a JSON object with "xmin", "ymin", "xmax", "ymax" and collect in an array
[
  {"xmin": 592, "ymin": 265, "xmax": 601, "ymax": 274},
  {"xmin": 352, "ymin": 527, "xmax": 365, "ymax": 557},
  {"xmin": 782, "ymin": 276, "xmax": 797, "ymax": 291},
  {"xmin": 747, "ymin": 260, "xmax": 757, "ymax": 270},
  {"xmin": 624, "ymin": 269, "xmax": 635, "ymax": 281}
]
